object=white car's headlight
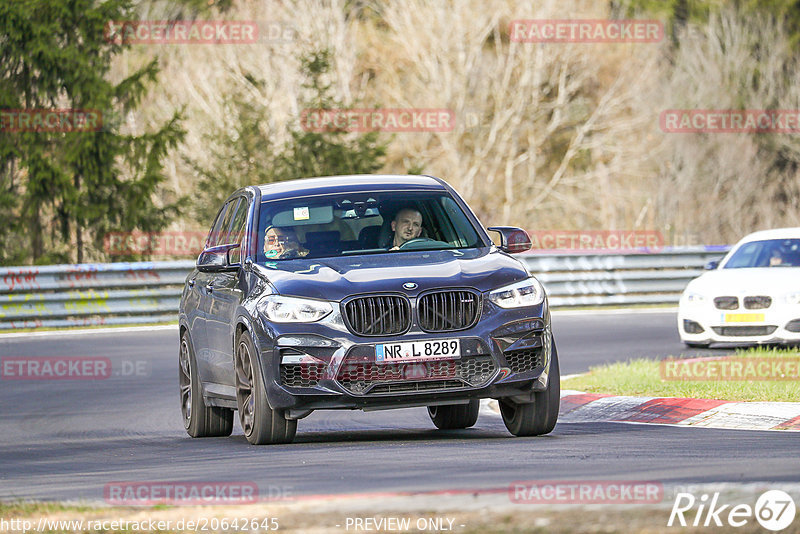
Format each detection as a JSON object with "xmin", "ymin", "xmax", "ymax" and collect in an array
[
  {"xmin": 258, "ymin": 295, "xmax": 332, "ymax": 323},
  {"xmin": 786, "ymin": 292, "xmax": 800, "ymax": 305},
  {"xmin": 488, "ymin": 277, "xmax": 545, "ymax": 308},
  {"xmin": 683, "ymin": 292, "xmax": 705, "ymax": 304}
]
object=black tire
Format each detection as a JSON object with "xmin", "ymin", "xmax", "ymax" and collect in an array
[
  {"xmin": 179, "ymin": 330, "xmax": 234, "ymax": 437},
  {"xmin": 684, "ymin": 342, "xmax": 710, "ymax": 349},
  {"xmin": 428, "ymin": 400, "xmax": 480, "ymax": 429},
  {"xmin": 235, "ymin": 330, "xmax": 297, "ymax": 445},
  {"xmin": 499, "ymin": 337, "xmax": 560, "ymax": 437}
]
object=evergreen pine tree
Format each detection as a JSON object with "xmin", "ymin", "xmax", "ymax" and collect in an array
[{"xmin": 0, "ymin": 0, "xmax": 184, "ymax": 264}]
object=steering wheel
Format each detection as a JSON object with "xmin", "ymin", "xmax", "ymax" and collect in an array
[{"xmin": 398, "ymin": 237, "xmax": 434, "ymax": 250}]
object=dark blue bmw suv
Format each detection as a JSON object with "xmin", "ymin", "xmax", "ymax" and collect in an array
[{"xmin": 179, "ymin": 175, "xmax": 560, "ymax": 444}]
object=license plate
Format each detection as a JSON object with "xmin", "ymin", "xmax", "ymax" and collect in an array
[
  {"xmin": 724, "ymin": 313, "xmax": 765, "ymax": 323},
  {"xmin": 375, "ymin": 339, "xmax": 461, "ymax": 364}
]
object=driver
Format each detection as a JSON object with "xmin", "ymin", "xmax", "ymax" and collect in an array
[
  {"xmin": 389, "ymin": 208, "xmax": 423, "ymax": 250},
  {"xmin": 769, "ymin": 248, "xmax": 784, "ymax": 266},
  {"xmin": 263, "ymin": 226, "xmax": 309, "ymax": 259}
]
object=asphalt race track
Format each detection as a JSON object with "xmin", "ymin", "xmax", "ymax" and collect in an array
[{"xmin": 1, "ymin": 311, "xmax": 798, "ymax": 503}]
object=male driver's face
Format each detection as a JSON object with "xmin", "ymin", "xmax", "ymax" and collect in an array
[{"xmin": 391, "ymin": 209, "xmax": 423, "ymax": 245}]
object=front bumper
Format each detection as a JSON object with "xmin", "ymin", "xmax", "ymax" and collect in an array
[
  {"xmin": 254, "ymin": 299, "xmax": 553, "ymax": 412},
  {"xmin": 678, "ymin": 303, "xmax": 800, "ymax": 345}
]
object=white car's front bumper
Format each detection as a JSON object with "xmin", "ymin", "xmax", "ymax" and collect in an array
[{"xmin": 678, "ymin": 298, "xmax": 800, "ymax": 345}]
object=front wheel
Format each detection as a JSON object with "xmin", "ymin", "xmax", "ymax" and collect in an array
[
  {"xmin": 179, "ymin": 331, "xmax": 233, "ymax": 438},
  {"xmin": 499, "ymin": 337, "xmax": 560, "ymax": 436},
  {"xmin": 428, "ymin": 400, "xmax": 480, "ymax": 429},
  {"xmin": 235, "ymin": 330, "xmax": 297, "ymax": 445}
]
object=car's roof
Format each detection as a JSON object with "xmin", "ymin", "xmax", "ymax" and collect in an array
[
  {"xmin": 736, "ymin": 227, "xmax": 800, "ymax": 244},
  {"xmin": 255, "ymin": 175, "xmax": 448, "ymax": 201}
]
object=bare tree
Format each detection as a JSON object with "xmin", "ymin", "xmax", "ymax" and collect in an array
[
  {"xmin": 642, "ymin": 8, "xmax": 800, "ymax": 243},
  {"xmin": 116, "ymin": 0, "xmax": 800, "ymax": 245},
  {"xmin": 367, "ymin": 0, "xmax": 659, "ymax": 231}
]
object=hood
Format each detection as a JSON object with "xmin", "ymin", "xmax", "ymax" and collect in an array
[
  {"xmin": 686, "ymin": 267, "xmax": 800, "ymax": 296},
  {"xmin": 252, "ymin": 248, "xmax": 529, "ymax": 301}
]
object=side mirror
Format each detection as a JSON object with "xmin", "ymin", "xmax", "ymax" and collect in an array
[
  {"xmin": 704, "ymin": 260, "xmax": 720, "ymax": 271},
  {"xmin": 197, "ymin": 243, "xmax": 241, "ymax": 273},
  {"xmin": 487, "ymin": 226, "xmax": 532, "ymax": 254}
]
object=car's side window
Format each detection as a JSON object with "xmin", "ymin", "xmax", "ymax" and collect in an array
[
  {"xmin": 440, "ymin": 197, "xmax": 481, "ymax": 247},
  {"xmin": 218, "ymin": 198, "xmax": 240, "ymax": 243},
  {"xmin": 227, "ymin": 198, "xmax": 249, "ymax": 264},
  {"xmin": 206, "ymin": 201, "xmax": 231, "ymax": 248}
]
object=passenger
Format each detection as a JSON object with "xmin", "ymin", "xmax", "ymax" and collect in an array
[{"xmin": 263, "ymin": 226, "xmax": 309, "ymax": 259}]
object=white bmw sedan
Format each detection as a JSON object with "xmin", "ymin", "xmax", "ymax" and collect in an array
[{"xmin": 678, "ymin": 227, "xmax": 800, "ymax": 347}]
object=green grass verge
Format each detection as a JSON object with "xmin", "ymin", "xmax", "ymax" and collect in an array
[{"xmin": 562, "ymin": 346, "xmax": 800, "ymax": 402}]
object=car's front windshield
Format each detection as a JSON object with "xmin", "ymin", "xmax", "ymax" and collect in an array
[
  {"xmin": 723, "ymin": 238, "xmax": 800, "ymax": 268},
  {"xmin": 256, "ymin": 191, "xmax": 485, "ymax": 262}
]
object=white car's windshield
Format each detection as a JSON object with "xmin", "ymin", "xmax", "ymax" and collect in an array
[{"xmin": 723, "ymin": 238, "xmax": 800, "ymax": 268}]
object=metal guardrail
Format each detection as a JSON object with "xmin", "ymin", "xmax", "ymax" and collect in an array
[
  {"xmin": 0, "ymin": 261, "xmax": 193, "ymax": 330},
  {"xmin": 521, "ymin": 246, "xmax": 730, "ymax": 307},
  {"xmin": 0, "ymin": 247, "xmax": 730, "ymax": 330}
]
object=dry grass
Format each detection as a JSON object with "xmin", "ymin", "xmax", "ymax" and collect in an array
[
  {"xmin": 4, "ymin": 492, "xmax": 799, "ymax": 534},
  {"xmin": 114, "ymin": 1, "xmax": 800, "ymax": 246}
]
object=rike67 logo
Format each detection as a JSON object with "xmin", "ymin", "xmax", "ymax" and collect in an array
[{"xmin": 668, "ymin": 490, "xmax": 796, "ymax": 531}]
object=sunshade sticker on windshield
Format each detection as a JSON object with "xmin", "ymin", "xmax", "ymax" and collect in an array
[
  {"xmin": 271, "ymin": 205, "xmax": 333, "ymax": 226},
  {"xmin": 293, "ymin": 207, "xmax": 310, "ymax": 220}
]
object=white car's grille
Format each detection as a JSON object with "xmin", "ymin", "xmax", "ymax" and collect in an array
[
  {"xmin": 713, "ymin": 296, "xmax": 738, "ymax": 310},
  {"xmin": 711, "ymin": 326, "xmax": 777, "ymax": 336},
  {"xmin": 743, "ymin": 296, "xmax": 772, "ymax": 309}
]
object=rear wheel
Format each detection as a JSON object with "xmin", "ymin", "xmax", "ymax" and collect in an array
[
  {"xmin": 235, "ymin": 330, "xmax": 297, "ymax": 445},
  {"xmin": 499, "ymin": 338, "xmax": 560, "ymax": 436},
  {"xmin": 428, "ymin": 400, "xmax": 480, "ymax": 429},
  {"xmin": 179, "ymin": 331, "xmax": 233, "ymax": 437}
]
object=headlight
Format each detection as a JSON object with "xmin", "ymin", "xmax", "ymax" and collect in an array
[
  {"xmin": 786, "ymin": 292, "xmax": 800, "ymax": 305},
  {"xmin": 488, "ymin": 277, "xmax": 545, "ymax": 308},
  {"xmin": 684, "ymin": 292, "xmax": 705, "ymax": 304},
  {"xmin": 258, "ymin": 295, "xmax": 332, "ymax": 323}
]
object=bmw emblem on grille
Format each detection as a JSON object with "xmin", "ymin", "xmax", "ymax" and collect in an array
[{"xmin": 403, "ymin": 282, "xmax": 418, "ymax": 290}]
